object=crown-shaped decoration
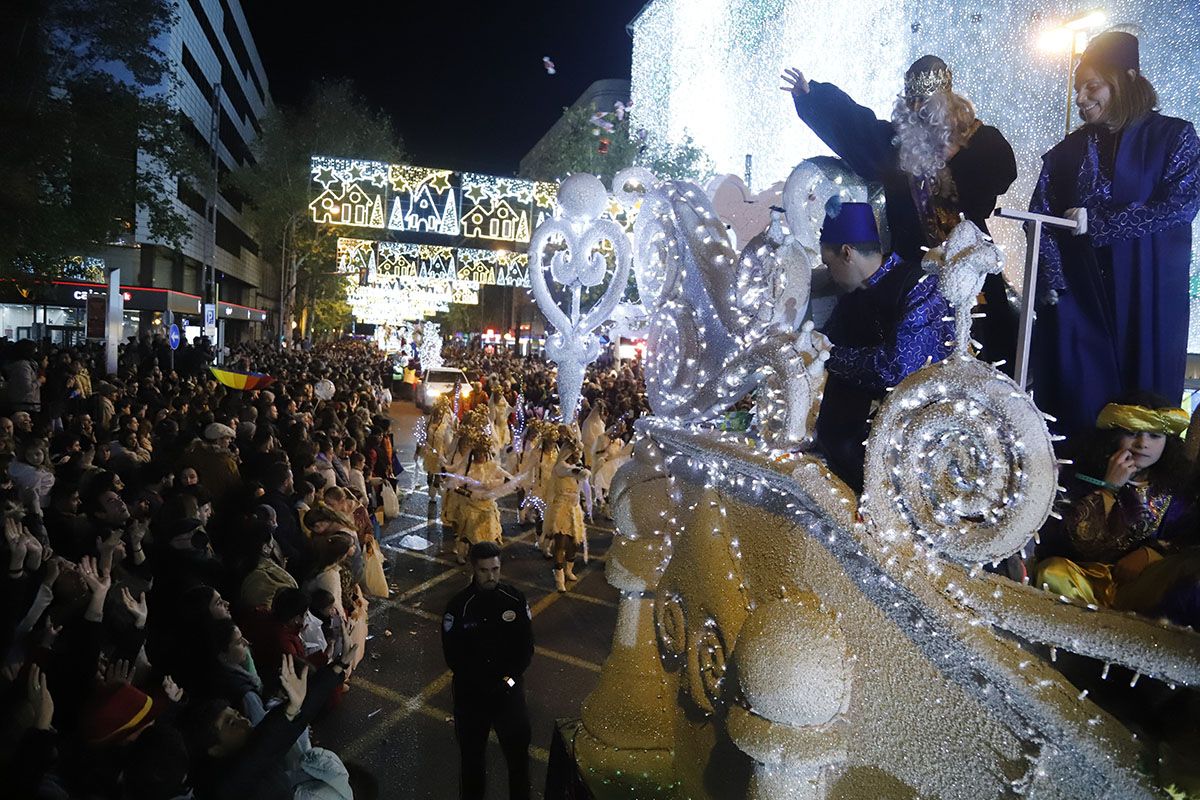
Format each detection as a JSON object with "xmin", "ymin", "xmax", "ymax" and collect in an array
[{"xmin": 904, "ymin": 67, "xmax": 953, "ymax": 98}]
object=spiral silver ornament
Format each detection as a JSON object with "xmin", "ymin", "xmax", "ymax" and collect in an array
[{"xmin": 862, "ymin": 356, "xmax": 1058, "ymax": 564}]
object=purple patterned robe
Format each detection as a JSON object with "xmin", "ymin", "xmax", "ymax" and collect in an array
[{"xmin": 1029, "ymin": 112, "xmax": 1200, "ymax": 435}]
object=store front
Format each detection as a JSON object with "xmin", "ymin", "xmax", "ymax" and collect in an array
[{"xmin": 0, "ymin": 280, "xmax": 202, "ymax": 345}]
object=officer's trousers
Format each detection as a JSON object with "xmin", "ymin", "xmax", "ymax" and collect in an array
[{"xmin": 453, "ymin": 680, "xmax": 531, "ymax": 800}]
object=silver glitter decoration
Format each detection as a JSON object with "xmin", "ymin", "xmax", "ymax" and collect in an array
[{"xmin": 630, "ymin": 0, "xmax": 1200, "ymax": 349}]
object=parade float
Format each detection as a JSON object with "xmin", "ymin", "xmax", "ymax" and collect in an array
[{"xmin": 526, "ymin": 166, "xmax": 1200, "ymax": 799}]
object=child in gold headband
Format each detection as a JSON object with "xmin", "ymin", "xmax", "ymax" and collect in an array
[{"xmin": 1036, "ymin": 392, "xmax": 1194, "ymax": 609}]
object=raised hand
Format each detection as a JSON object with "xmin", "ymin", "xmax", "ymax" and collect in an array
[
  {"xmin": 27, "ymin": 664, "xmax": 54, "ymax": 730},
  {"xmin": 280, "ymin": 654, "xmax": 308, "ymax": 717},
  {"xmin": 104, "ymin": 657, "xmax": 133, "ymax": 687},
  {"xmin": 1104, "ymin": 448, "xmax": 1138, "ymax": 489},
  {"xmin": 119, "ymin": 587, "xmax": 149, "ymax": 628},
  {"xmin": 39, "ymin": 617, "xmax": 62, "ymax": 647},
  {"xmin": 162, "ymin": 675, "xmax": 184, "ymax": 703},
  {"xmin": 79, "ymin": 556, "xmax": 111, "ymax": 595},
  {"xmin": 780, "ymin": 67, "xmax": 810, "ymax": 97}
]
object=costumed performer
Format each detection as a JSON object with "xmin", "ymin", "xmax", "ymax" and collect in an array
[
  {"xmin": 1028, "ymin": 31, "xmax": 1200, "ymax": 438},
  {"xmin": 546, "ymin": 427, "xmax": 590, "ymax": 593},
  {"xmin": 533, "ymin": 422, "xmax": 560, "ymax": 557},
  {"xmin": 814, "ymin": 199, "xmax": 953, "ymax": 492},
  {"xmin": 783, "ymin": 55, "xmax": 1017, "ymax": 371},
  {"xmin": 442, "ymin": 424, "xmax": 475, "ymax": 561},
  {"xmin": 489, "ymin": 388, "xmax": 513, "ymax": 451},
  {"xmin": 592, "ymin": 428, "xmax": 633, "ymax": 512},
  {"xmin": 453, "ymin": 425, "xmax": 515, "ymax": 564},
  {"xmin": 1036, "ymin": 393, "xmax": 1198, "ymax": 621},
  {"xmin": 421, "ymin": 395, "xmax": 456, "ymax": 494},
  {"xmin": 580, "ymin": 400, "xmax": 606, "ymax": 469}
]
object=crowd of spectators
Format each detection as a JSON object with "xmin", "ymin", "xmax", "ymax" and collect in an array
[{"xmin": 0, "ymin": 334, "xmax": 396, "ymax": 799}]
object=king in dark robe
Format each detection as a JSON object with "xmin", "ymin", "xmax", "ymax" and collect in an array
[
  {"xmin": 1028, "ymin": 31, "xmax": 1200, "ymax": 437},
  {"xmin": 782, "ymin": 56, "xmax": 1018, "ymax": 373}
]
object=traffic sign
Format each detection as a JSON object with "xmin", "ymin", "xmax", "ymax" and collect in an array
[{"xmin": 168, "ymin": 324, "xmax": 180, "ymax": 350}]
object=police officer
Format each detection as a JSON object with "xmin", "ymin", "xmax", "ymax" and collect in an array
[{"xmin": 441, "ymin": 541, "xmax": 534, "ymax": 800}]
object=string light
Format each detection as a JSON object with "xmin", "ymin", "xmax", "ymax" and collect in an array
[{"xmin": 628, "ymin": 0, "xmax": 1200, "ymax": 348}]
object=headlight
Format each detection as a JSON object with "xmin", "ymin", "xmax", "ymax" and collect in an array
[{"xmin": 460, "ymin": 385, "xmax": 471, "ymax": 398}]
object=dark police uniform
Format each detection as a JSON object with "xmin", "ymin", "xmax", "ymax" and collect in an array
[{"xmin": 442, "ymin": 580, "xmax": 534, "ymax": 800}]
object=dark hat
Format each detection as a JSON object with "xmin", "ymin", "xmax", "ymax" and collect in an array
[
  {"xmin": 1079, "ymin": 31, "xmax": 1139, "ymax": 72},
  {"xmin": 819, "ymin": 198, "xmax": 880, "ymax": 246}
]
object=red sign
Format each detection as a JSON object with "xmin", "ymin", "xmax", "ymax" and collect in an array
[{"xmin": 86, "ymin": 295, "xmax": 106, "ymax": 339}]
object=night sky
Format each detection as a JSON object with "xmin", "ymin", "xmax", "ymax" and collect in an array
[{"xmin": 243, "ymin": 0, "xmax": 649, "ymax": 176}]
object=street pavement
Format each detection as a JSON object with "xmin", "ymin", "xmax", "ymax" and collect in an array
[{"xmin": 311, "ymin": 400, "xmax": 619, "ymax": 799}]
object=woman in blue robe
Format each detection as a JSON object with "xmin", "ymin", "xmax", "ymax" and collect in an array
[{"xmin": 1029, "ymin": 32, "xmax": 1200, "ymax": 438}]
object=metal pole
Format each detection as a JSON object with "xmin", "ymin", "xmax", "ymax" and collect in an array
[
  {"xmin": 1064, "ymin": 40, "xmax": 1076, "ymax": 140},
  {"xmin": 205, "ymin": 82, "xmax": 222, "ymax": 339},
  {"xmin": 992, "ymin": 208, "xmax": 1079, "ymax": 390}
]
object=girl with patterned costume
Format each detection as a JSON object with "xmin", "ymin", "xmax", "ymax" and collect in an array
[
  {"xmin": 546, "ymin": 428, "xmax": 590, "ymax": 593},
  {"xmin": 1036, "ymin": 394, "xmax": 1196, "ymax": 612},
  {"xmin": 451, "ymin": 420, "xmax": 515, "ymax": 564},
  {"xmin": 1028, "ymin": 32, "xmax": 1200, "ymax": 437}
]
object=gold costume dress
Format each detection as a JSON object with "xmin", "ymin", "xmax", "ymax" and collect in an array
[{"xmin": 1036, "ymin": 481, "xmax": 1175, "ymax": 607}]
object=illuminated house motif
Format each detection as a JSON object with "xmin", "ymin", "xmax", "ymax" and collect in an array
[
  {"xmin": 376, "ymin": 242, "xmax": 419, "ymax": 280},
  {"xmin": 418, "ymin": 246, "xmax": 456, "ymax": 279},
  {"xmin": 310, "ymin": 186, "xmax": 344, "ymax": 224},
  {"xmin": 451, "ymin": 281, "xmax": 480, "ymax": 305},
  {"xmin": 494, "ymin": 253, "xmax": 530, "ymax": 288},
  {"xmin": 339, "ymin": 183, "xmax": 385, "ymax": 228},
  {"xmin": 455, "ymin": 248, "xmax": 498, "ymax": 283},
  {"xmin": 461, "ymin": 198, "xmax": 530, "ymax": 242},
  {"xmin": 337, "ymin": 238, "xmax": 376, "ymax": 276}
]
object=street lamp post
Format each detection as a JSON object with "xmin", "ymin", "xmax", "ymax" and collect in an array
[{"xmin": 1040, "ymin": 11, "xmax": 1107, "ymax": 139}]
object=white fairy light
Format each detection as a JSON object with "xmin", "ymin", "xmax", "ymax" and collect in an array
[{"xmin": 629, "ymin": 0, "xmax": 1200, "ymax": 348}]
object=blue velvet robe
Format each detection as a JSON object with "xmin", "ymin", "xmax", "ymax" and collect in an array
[
  {"xmin": 816, "ymin": 254, "xmax": 953, "ymax": 491},
  {"xmin": 1029, "ymin": 113, "xmax": 1200, "ymax": 436}
]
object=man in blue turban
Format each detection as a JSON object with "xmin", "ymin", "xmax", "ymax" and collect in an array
[{"xmin": 815, "ymin": 200, "xmax": 954, "ymax": 491}]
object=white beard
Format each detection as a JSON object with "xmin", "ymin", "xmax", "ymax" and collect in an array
[{"xmin": 891, "ymin": 93, "xmax": 955, "ymax": 179}]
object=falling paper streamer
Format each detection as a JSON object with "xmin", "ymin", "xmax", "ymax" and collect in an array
[{"xmin": 542, "ymin": 56, "xmax": 556, "ymax": 75}]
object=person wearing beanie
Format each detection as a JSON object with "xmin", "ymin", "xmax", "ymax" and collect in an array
[
  {"xmin": 182, "ymin": 421, "xmax": 240, "ymax": 506},
  {"xmin": 1029, "ymin": 30, "xmax": 1200, "ymax": 440},
  {"xmin": 813, "ymin": 198, "xmax": 954, "ymax": 491},
  {"xmin": 783, "ymin": 54, "xmax": 1019, "ymax": 373}
]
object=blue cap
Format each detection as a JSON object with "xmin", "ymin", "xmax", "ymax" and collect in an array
[{"xmin": 819, "ymin": 198, "xmax": 880, "ymax": 246}]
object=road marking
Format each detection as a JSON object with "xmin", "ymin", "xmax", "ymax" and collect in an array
[
  {"xmin": 342, "ymin": 670, "xmax": 453, "ymax": 760},
  {"xmin": 346, "ymin": 556, "xmax": 592, "ymax": 762}
]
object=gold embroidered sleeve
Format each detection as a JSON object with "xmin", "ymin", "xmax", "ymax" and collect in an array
[{"xmin": 1067, "ymin": 487, "xmax": 1157, "ymax": 563}]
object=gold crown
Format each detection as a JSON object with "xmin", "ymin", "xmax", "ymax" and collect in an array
[{"xmin": 904, "ymin": 67, "xmax": 953, "ymax": 98}]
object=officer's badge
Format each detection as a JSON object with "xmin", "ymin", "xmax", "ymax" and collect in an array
[
  {"xmin": 502, "ymin": 610, "xmax": 517, "ymax": 622},
  {"xmin": 443, "ymin": 613, "xmax": 454, "ymax": 631}
]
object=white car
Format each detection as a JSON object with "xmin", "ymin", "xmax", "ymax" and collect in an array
[{"xmin": 415, "ymin": 367, "xmax": 469, "ymax": 412}]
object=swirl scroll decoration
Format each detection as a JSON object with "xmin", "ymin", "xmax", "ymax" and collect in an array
[{"xmin": 861, "ymin": 221, "xmax": 1058, "ymax": 564}]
